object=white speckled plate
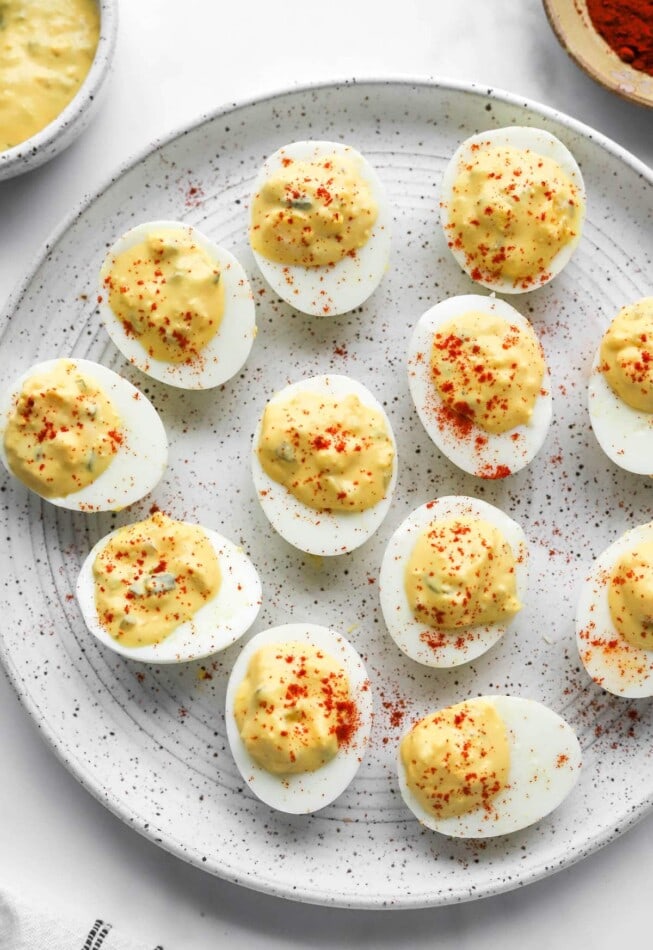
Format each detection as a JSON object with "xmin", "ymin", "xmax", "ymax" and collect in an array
[{"xmin": 1, "ymin": 79, "xmax": 652, "ymax": 909}]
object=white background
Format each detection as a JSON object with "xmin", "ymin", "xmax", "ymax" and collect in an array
[{"xmin": 1, "ymin": 1, "xmax": 652, "ymax": 947}]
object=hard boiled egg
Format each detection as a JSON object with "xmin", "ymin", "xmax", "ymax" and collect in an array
[
  {"xmin": 99, "ymin": 221, "xmax": 256, "ymax": 389},
  {"xmin": 225, "ymin": 622, "xmax": 373, "ymax": 814},
  {"xmin": 76, "ymin": 515, "xmax": 262, "ymax": 663},
  {"xmin": 397, "ymin": 695, "xmax": 582, "ymax": 837},
  {"xmin": 576, "ymin": 521, "xmax": 653, "ymax": 698},
  {"xmin": 251, "ymin": 373, "xmax": 397, "ymax": 556},
  {"xmin": 440, "ymin": 127, "xmax": 585, "ymax": 293},
  {"xmin": 379, "ymin": 495, "xmax": 528, "ymax": 668},
  {"xmin": 0, "ymin": 358, "xmax": 167, "ymax": 511},
  {"xmin": 248, "ymin": 140, "xmax": 391, "ymax": 316},
  {"xmin": 588, "ymin": 299, "xmax": 653, "ymax": 476},
  {"xmin": 407, "ymin": 294, "xmax": 552, "ymax": 478}
]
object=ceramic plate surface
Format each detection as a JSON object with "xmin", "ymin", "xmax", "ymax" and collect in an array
[{"xmin": 1, "ymin": 79, "xmax": 652, "ymax": 909}]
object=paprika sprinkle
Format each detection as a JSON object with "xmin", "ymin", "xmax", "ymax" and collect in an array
[
  {"xmin": 3, "ymin": 360, "xmax": 122, "ymax": 498},
  {"xmin": 599, "ymin": 298, "xmax": 653, "ymax": 412},
  {"xmin": 576, "ymin": 522, "xmax": 653, "ymax": 698},
  {"xmin": 92, "ymin": 511, "xmax": 221, "ymax": 648},
  {"xmin": 233, "ymin": 641, "xmax": 360, "ymax": 774},
  {"xmin": 407, "ymin": 295, "xmax": 553, "ymax": 481},
  {"xmin": 430, "ymin": 311, "xmax": 546, "ymax": 435},
  {"xmin": 250, "ymin": 152, "xmax": 378, "ymax": 268},
  {"xmin": 257, "ymin": 388, "xmax": 395, "ymax": 512},
  {"xmin": 379, "ymin": 496, "xmax": 528, "ymax": 670},
  {"xmin": 440, "ymin": 130, "xmax": 585, "ymax": 292},
  {"xmin": 404, "ymin": 516, "xmax": 522, "ymax": 630},
  {"xmin": 103, "ymin": 226, "xmax": 225, "ymax": 364},
  {"xmin": 399, "ymin": 699, "xmax": 510, "ymax": 819}
]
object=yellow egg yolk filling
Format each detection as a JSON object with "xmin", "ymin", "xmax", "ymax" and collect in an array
[
  {"xmin": 600, "ymin": 298, "xmax": 653, "ymax": 413},
  {"xmin": 257, "ymin": 390, "xmax": 394, "ymax": 512},
  {"xmin": 0, "ymin": 0, "xmax": 100, "ymax": 152},
  {"xmin": 103, "ymin": 228, "xmax": 225, "ymax": 364},
  {"xmin": 430, "ymin": 311, "xmax": 545, "ymax": 435},
  {"xmin": 93, "ymin": 512, "xmax": 221, "ymax": 647},
  {"xmin": 404, "ymin": 516, "xmax": 521, "ymax": 630},
  {"xmin": 400, "ymin": 699, "xmax": 510, "ymax": 819},
  {"xmin": 609, "ymin": 539, "xmax": 653, "ymax": 652},
  {"xmin": 234, "ymin": 642, "xmax": 358, "ymax": 775},
  {"xmin": 444, "ymin": 144, "xmax": 583, "ymax": 289},
  {"xmin": 3, "ymin": 361, "xmax": 122, "ymax": 498},
  {"xmin": 250, "ymin": 153, "xmax": 378, "ymax": 267}
]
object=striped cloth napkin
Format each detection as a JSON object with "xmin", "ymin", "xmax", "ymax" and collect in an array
[{"xmin": 0, "ymin": 889, "xmax": 163, "ymax": 950}]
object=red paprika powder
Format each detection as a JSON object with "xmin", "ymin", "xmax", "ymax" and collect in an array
[{"xmin": 586, "ymin": 0, "xmax": 653, "ymax": 77}]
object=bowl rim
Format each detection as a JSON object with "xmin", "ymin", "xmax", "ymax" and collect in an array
[
  {"xmin": 543, "ymin": 0, "xmax": 653, "ymax": 110},
  {"xmin": 0, "ymin": 0, "xmax": 119, "ymax": 171}
]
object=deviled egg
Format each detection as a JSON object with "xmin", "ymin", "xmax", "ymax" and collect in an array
[
  {"xmin": 252, "ymin": 373, "xmax": 397, "ymax": 556},
  {"xmin": 397, "ymin": 695, "xmax": 581, "ymax": 837},
  {"xmin": 407, "ymin": 294, "xmax": 552, "ymax": 478},
  {"xmin": 379, "ymin": 496, "xmax": 528, "ymax": 668},
  {"xmin": 249, "ymin": 140, "xmax": 391, "ymax": 316},
  {"xmin": 76, "ymin": 511, "xmax": 262, "ymax": 663},
  {"xmin": 576, "ymin": 521, "xmax": 653, "ymax": 698},
  {"xmin": 225, "ymin": 622, "xmax": 373, "ymax": 814},
  {"xmin": 99, "ymin": 221, "xmax": 256, "ymax": 389},
  {"xmin": 0, "ymin": 358, "xmax": 167, "ymax": 511},
  {"xmin": 588, "ymin": 297, "xmax": 653, "ymax": 476},
  {"xmin": 440, "ymin": 127, "xmax": 585, "ymax": 292}
]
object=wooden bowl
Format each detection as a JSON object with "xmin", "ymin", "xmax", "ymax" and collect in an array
[{"xmin": 543, "ymin": 0, "xmax": 653, "ymax": 109}]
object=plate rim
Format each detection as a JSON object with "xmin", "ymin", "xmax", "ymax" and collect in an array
[{"xmin": 1, "ymin": 76, "xmax": 652, "ymax": 909}]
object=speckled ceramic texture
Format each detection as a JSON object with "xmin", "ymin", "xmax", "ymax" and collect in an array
[
  {"xmin": 1, "ymin": 80, "xmax": 652, "ymax": 909},
  {"xmin": 0, "ymin": 0, "xmax": 118, "ymax": 182}
]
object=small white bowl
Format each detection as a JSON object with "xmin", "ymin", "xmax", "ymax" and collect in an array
[{"xmin": 0, "ymin": 0, "xmax": 118, "ymax": 182}]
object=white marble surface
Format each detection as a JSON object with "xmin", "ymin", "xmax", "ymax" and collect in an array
[{"xmin": 1, "ymin": 1, "xmax": 652, "ymax": 946}]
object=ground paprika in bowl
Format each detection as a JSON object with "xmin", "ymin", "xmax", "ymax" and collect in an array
[
  {"xmin": 586, "ymin": 0, "xmax": 653, "ymax": 76},
  {"xmin": 543, "ymin": 0, "xmax": 653, "ymax": 108}
]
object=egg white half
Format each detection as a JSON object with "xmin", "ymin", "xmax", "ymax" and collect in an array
[
  {"xmin": 397, "ymin": 695, "xmax": 582, "ymax": 837},
  {"xmin": 76, "ymin": 522, "xmax": 262, "ymax": 663},
  {"xmin": 251, "ymin": 373, "xmax": 398, "ymax": 556},
  {"xmin": 0, "ymin": 358, "xmax": 168, "ymax": 511},
  {"xmin": 576, "ymin": 521, "xmax": 653, "ymax": 698},
  {"xmin": 249, "ymin": 140, "xmax": 391, "ymax": 316},
  {"xmin": 588, "ymin": 349, "xmax": 653, "ymax": 476},
  {"xmin": 439, "ymin": 127, "xmax": 585, "ymax": 294},
  {"xmin": 407, "ymin": 294, "xmax": 552, "ymax": 478},
  {"xmin": 225, "ymin": 622, "xmax": 373, "ymax": 814},
  {"xmin": 99, "ymin": 220, "xmax": 256, "ymax": 390},
  {"xmin": 379, "ymin": 496, "xmax": 528, "ymax": 668}
]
